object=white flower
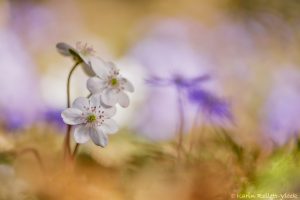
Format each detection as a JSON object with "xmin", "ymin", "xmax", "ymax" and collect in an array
[
  {"xmin": 61, "ymin": 94, "xmax": 118, "ymax": 147},
  {"xmin": 87, "ymin": 60, "xmax": 134, "ymax": 108},
  {"xmin": 56, "ymin": 42, "xmax": 96, "ymax": 76}
]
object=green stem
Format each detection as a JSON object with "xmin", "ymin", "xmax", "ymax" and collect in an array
[{"xmin": 64, "ymin": 61, "xmax": 81, "ymax": 161}]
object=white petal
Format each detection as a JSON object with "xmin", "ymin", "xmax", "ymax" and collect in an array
[
  {"xmin": 81, "ymin": 61, "xmax": 96, "ymax": 76},
  {"xmin": 102, "ymin": 119, "xmax": 118, "ymax": 134},
  {"xmin": 101, "ymin": 89, "xmax": 118, "ymax": 106},
  {"xmin": 89, "ymin": 57, "xmax": 109, "ymax": 79},
  {"xmin": 103, "ymin": 106, "xmax": 117, "ymax": 118},
  {"xmin": 61, "ymin": 108, "xmax": 84, "ymax": 125},
  {"xmin": 87, "ymin": 77, "xmax": 106, "ymax": 94},
  {"xmin": 74, "ymin": 125, "xmax": 90, "ymax": 144},
  {"xmin": 72, "ymin": 97, "xmax": 89, "ymax": 112},
  {"xmin": 120, "ymin": 78, "xmax": 134, "ymax": 92},
  {"xmin": 118, "ymin": 91, "xmax": 130, "ymax": 108},
  {"xmin": 100, "ymin": 99, "xmax": 114, "ymax": 109},
  {"xmin": 78, "ymin": 53, "xmax": 89, "ymax": 65},
  {"xmin": 89, "ymin": 94, "xmax": 101, "ymax": 108},
  {"xmin": 89, "ymin": 127, "xmax": 108, "ymax": 147},
  {"xmin": 56, "ymin": 42, "xmax": 74, "ymax": 56},
  {"xmin": 106, "ymin": 61, "xmax": 117, "ymax": 71}
]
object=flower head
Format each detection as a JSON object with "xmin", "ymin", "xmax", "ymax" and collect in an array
[
  {"xmin": 87, "ymin": 60, "xmax": 134, "ymax": 108},
  {"xmin": 61, "ymin": 94, "xmax": 118, "ymax": 147},
  {"xmin": 56, "ymin": 42, "xmax": 96, "ymax": 76}
]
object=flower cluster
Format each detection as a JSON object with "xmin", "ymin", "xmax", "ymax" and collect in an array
[
  {"xmin": 146, "ymin": 74, "xmax": 232, "ymax": 122},
  {"xmin": 57, "ymin": 42, "xmax": 134, "ymax": 147}
]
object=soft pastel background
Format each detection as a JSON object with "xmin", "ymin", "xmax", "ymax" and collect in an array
[{"xmin": 1, "ymin": 0, "xmax": 300, "ymax": 199}]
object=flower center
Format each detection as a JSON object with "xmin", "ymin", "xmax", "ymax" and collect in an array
[
  {"xmin": 76, "ymin": 42, "xmax": 95, "ymax": 56},
  {"xmin": 111, "ymin": 78, "xmax": 118, "ymax": 86},
  {"xmin": 86, "ymin": 114, "xmax": 97, "ymax": 123}
]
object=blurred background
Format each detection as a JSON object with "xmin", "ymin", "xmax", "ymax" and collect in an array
[{"xmin": 1, "ymin": 0, "xmax": 300, "ymax": 199}]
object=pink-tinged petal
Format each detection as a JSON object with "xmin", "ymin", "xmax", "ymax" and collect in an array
[
  {"xmin": 118, "ymin": 91, "xmax": 130, "ymax": 108},
  {"xmin": 87, "ymin": 77, "xmax": 106, "ymax": 94},
  {"xmin": 74, "ymin": 125, "xmax": 90, "ymax": 143},
  {"xmin": 103, "ymin": 106, "xmax": 116, "ymax": 118},
  {"xmin": 102, "ymin": 119, "xmax": 118, "ymax": 134},
  {"xmin": 101, "ymin": 89, "xmax": 119, "ymax": 106},
  {"xmin": 89, "ymin": 57, "xmax": 109, "ymax": 79},
  {"xmin": 120, "ymin": 77, "xmax": 134, "ymax": 92},
  {"xmin": 61, "ymin": 108, "xmax": 85, "ymax": 125},
  {"xmin": 56, "ymin": 42, "xmax": 74, "ymax": 56},
  {"xmin": 89, "ymin": 127, "xmax": 108, "ymax": 147},
  {"xmin": 72, "ymin": 97, "xmax": 89, "ymax": 112}
]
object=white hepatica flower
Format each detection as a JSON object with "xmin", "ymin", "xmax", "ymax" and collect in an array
[
  {"xmin": 56, "ymin": 41, "xmax": 96, "ymax": 76},
  {"xmin": 87, "ymin": 60, "xmax": 134, "ymax": 108},
  {"xmin": 61, "ymin": 94, "xmax": 118, "ymax": 147}
]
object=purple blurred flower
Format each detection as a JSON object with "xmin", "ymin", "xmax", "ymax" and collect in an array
[
  {"xmin": 43, "ymin": 109, "xmax": 65, "ymax": 129},
  {"xmin": 0, "ymin": 30, "xmax": 43, "ymax": 130},
  {"xmin": 1, "ymin": 111, "xmax": 26, "ymax": 131},
  {"xmin": 146, "ymin": 74, "xmax": 210, "ymax": 88},
  {"xmin": 129, "ymin": 19, "xmax": 221, "ymax": 140},
  {"xmin": 188, "ymin": 89, "xmax": 232, "ymax": 122},
  {"xmin": 262, "ymin": 68, "xmax": 300, "ymax": 146}
]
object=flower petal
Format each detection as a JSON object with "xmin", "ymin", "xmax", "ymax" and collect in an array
[
  {"xmin": 72, "ymin": 97, "xmax": 89, "ymax": 112},
  {"xmin": 74, "ymin": 125, "xmax": 90, "ymax": 143},
  {"xmin": 61, "ymin": 108, "xmax": 84, "ymax": 125},
  {"xmin": 87, "ymin": 77, "xmax": 107, "ymax": 94},
  {"xmin": 102, "ymin": 119, "xmax": 118, "ymax": 134},
  {"xmin": 89, "ymin": 127, "xmax": 108, "ymax": 147},
  {"xmin": 81, "ymin": 61, "xmax": 96, "ymax": 77},
  {"xmin": 120, "ymin": 78, "xmax": 134, "ymax": 92},
  {"xmin": 89, "ymin": 94, "xmax": 102, "ymax": 108},
  {"xmin": 89, "ymin": 58, "xmax": 109, "ymax": 79},
  {"xmin": 101, "ymin": 89, "xmax": 119, "ymax": 106},
  {"xmin": 106, "ymin": 61, "xmax": 118, "ymax": 71},
  {"xmin": 102, "ymin": 106, "xmax": 116, "ymax": 118},
  {"xmin": 56, "ymin": 42, "xmax": 74, "ymax": 56},
  {"xmin": 118, "ymin": 91, "xmax": 130, "ymax": 108}
]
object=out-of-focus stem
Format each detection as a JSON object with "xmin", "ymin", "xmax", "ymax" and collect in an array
[
  {"xmin": 72, "ymin": 143, "xmax": 80, "ymax": 160},
  {"xmin": 16, "ymin": 148, "xmax": 45, "ymax": 171},
  {"xmin": 176, "ymin": 87, "xmax": 185, "ymax": 161},
  {"xmin": 188, "ymin": 106, "xmax": 202, "ymax": 154},
  {"xmin": 64, "ymin": 61, "xmax": 81, "ymax": 161}
]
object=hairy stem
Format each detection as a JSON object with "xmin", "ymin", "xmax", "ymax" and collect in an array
[{"xmin": 64, "ymin": 61, "xmax": 81, "ymax": 161}]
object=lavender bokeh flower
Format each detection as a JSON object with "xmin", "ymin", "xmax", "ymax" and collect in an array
[
  {"xmin": 0, "ymin": 30, "xmax": 43, "ymax": 130},
  {"xmin": 146, "ymin": 74, "xmax": 210, "ymax": 88},
  {"xmin": 43, "ymin": 109, "xmax": 66, "ymax": 128},
  {"xmin": 262, "ymin": 68, "xmax": 300, "ymax": 146},
  {"xmin": 188, "ymin": 88, "xmax": 233, "ymax": 123},
  {"xmin": 129, "ymin": 19, "xmax": 215, "ymax": 140}
]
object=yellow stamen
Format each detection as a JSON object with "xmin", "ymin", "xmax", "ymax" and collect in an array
[
  {"xmin": 86, "ymin": 114, "xmax": 96, "ymax": 123},
  {"xmin": 111, "ymin": 78, "xmax": 118, "ymax": 86}
]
